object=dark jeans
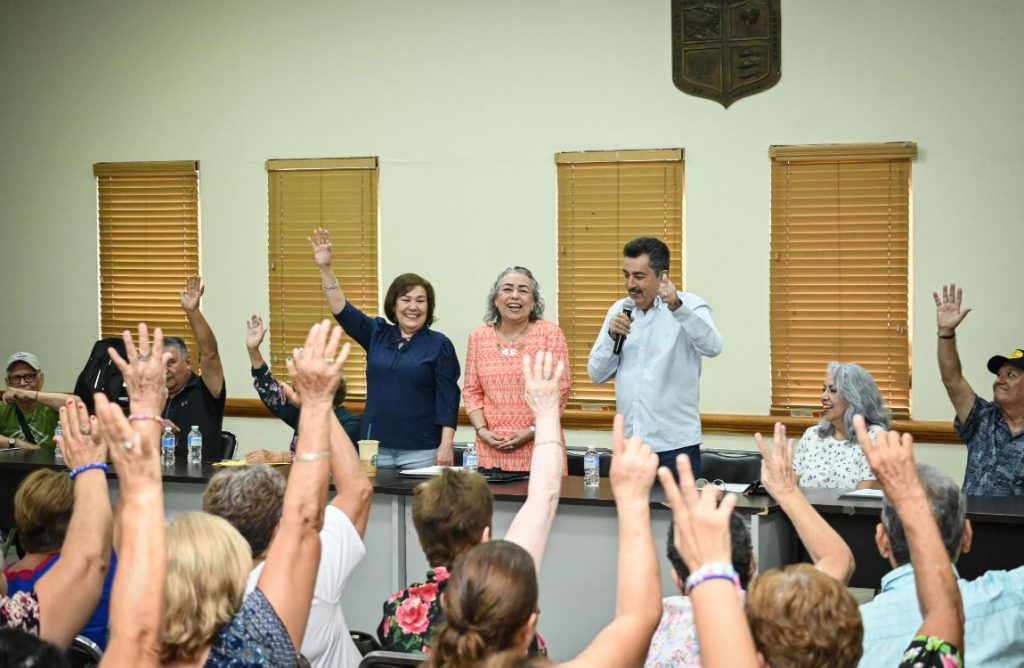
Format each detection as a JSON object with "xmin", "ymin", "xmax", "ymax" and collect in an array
[{"xmin": 657, "ymin": 445, "xmax": 702, "ymax": 482}]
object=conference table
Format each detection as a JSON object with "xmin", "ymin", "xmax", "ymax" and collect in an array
[{"xmin": 1, "ymin": 451, "xmax": 1022, "ymax": 660}]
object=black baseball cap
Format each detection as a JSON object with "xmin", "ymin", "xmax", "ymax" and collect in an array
[{"xmin": 987, "ymin": 348, "xmax": 1024, "ymax": 374}]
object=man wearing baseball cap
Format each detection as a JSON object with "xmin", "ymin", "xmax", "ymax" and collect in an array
[
  {"xmin": 1, "ymin": 352, "xmax": 80, "ymax": 450},
  {"xmin": 934, "ymin": 283, "xmax": 1024, "ymax": 495}
]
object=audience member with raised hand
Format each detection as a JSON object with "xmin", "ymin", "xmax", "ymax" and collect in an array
[
  {"xmin": 161, "ymin": 275, "xmax": 226, "ymax": 461},
  {"xmin": 853, "ymin": 416, "xmax": 965, "ymax": 667},
  {"xmin": 244, "ymin": 313, "xmax": 360, "ymax": 464},
  {"xmin": 205, "ymin": 365, "xmax": 372, "ymax": 667},
  {"xmin": 99, "ymin": 323, "xmax": 169, "ymax": 666},
  {"xmin": 311, "ymin": 227, "xmax": 460, "ymax": 469},
  {"xmin": 1, "ymin": 351, "xmax": 79, "ymax": 450},
  {"xmin": 379, "ymin": 351, "xmax": 564, "ymax": 655},
  {"xmin": 425, "ymin": 413, "xmax": 660, "ymax": 668},
  {"xmin": 934, "ymin": 282, "xmax": 1024, "ymax": 495}
]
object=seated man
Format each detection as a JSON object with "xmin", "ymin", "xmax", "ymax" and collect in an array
[
  {"xmin": 1, "ymin": 353, "xmax": 78, "ymax": 450},
  {"xmin": 859, "ymin": 463, "xmax": 1024, "ymax": 666},
  {"xmin": 934, "ymin": 283, "xmax": 1024, "ymax": 495},
  {"xmin": 203, "ymin": 411, "xmax": 372, "ymax": 668},
  {"xmin": 162, "ymin": 276, "xmax": 225, "ymax": 461}
]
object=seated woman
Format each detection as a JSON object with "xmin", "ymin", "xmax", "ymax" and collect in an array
[
  {"xmin": 793, "ymin": 361, "xmax": 888, "ymax": 489},
  {"xmin": 312, "ymin": 228, "xmax": 461, "ymax": 468},
  {"xmin": 378, "ymin": 352, "xmax": 566, "ymax": 654},
  {"xmin": 4, "ymin": 469, "xmax": 116, "ymax": 649},
  {"xmin": 422, "ymin": 416, "xmax": 662, "ymax": 668},
  {"xmin": 464, "ymin": 266, "xmax": 570, "ymax": 472},
  {"xmin": 244, "ymin": 313, "xmax": 360, "ymax": 463}
]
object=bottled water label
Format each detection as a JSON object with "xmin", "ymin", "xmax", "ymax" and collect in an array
[
  {"xmin": 187, "ymin": 427, "xmax": 203, "ymax": 464},
  {"xmin": 584, "ymin": 450, "xmax": 600, "ymax": 488},
  {"xmin": 161, "ymin": 427, "xmax": 176, "ymax": 466},
  {"xmin": 464, "ymin": 446, "xmax": 479, "ymax": 472}
]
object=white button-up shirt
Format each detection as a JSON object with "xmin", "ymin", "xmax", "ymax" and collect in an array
[{"xmin": 588, "ymin": 292, "xmax": 722, "ymax": 452}]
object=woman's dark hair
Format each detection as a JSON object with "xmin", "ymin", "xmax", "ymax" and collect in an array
[
  {"xmin": 667, "ymin": 513, "xmax": 754, "ymax": 589},
  {"xmin": 427, "ymin": 541, "xmax": 537, "ymax": 667},
  {"xmin": 383, "ymin": 273, "xmax": 436, "ymax": 328}
]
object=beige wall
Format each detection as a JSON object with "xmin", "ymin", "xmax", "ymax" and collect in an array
[{"xmin": 4, "ymin": 0, "xmax": 1022, "ymax": 483}]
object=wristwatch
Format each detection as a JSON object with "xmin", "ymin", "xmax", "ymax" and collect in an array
[{"xmin": 7, "ymin": 436, "xmax": 15, "ymax": 448}]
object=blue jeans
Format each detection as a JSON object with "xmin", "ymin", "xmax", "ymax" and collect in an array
[
  {"xmin": 657, "ymin": 445, "xmax": 701, "ymax": 482},
  {"xmin": 376, "ymin": 447, "xmax": 437, "ymax": 470}
]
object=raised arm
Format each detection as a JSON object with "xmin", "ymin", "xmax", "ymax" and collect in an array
[
  {"xmin": 934, "ymin": 284, "xmax": 975, "ymax": 423},
  {"xmin": 657, "ymin": 456, "xmax": 759, "ymax": 668},
  {"xmin": 180, "ymin": 276, "xmax": 224, "ymax": 398},
  {"xmin": 660, "ymin": 274, "xmax": 723, "ymax": 357},
  {"xmin": 326, "ymin": 409, "xmax": 373, "ymax": 537},
  {"xmin": 2, "ymin": 388, "xmax": 81, "ymax": 411},
  {"xmin": 100, "ymin": 323, "xmax": 170, "ymax": 667},
  {"xmin": 310, "ymin": 227, "xmax": 348, "ymax": 316},
  {"xmin": 562, "ymin": 415, "xmax": 660, "ymax": 668},
  {"xmin": 36, "ymin": 400, "xmax": 112, "ymax": 649},
  {"xmin": 756, "ymin": 422, "xmax": 855, "ymax": 583},
  {"xmin": 503, "ymin": 352, "xmax": 565, "ymax": 572},
  {"xmin": 854, "ymin": 416, "xmax": 964, "ymax": 653},
  {"xmin": 258, "ymin": 320, "xmax": 350, "ymax": 648},
  {"xmin": 247, "ymin": 314, "xmax": 300, "ymax": 427}
]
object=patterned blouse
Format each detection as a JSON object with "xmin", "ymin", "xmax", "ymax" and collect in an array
[
  {"xmin": 463, "ymin": 321, "xmax": 570, "ymax": 472},
  {"xmin": 793, "ymin": 424, "xmax": 880, "ymax": 488},
  {"xmin": 252, "ymin": 363, "xmax": 361, "ymax": 450},
  {"xmin": 0, "ymin": 591, "xmax": 40, "ymax": 635},
  {"xmin": 645, "ymin": 591, "xmax": 745, "ymax": 667},
  {"xmin": 205, "ymin": 588, "xmax": 297, "ymax": 667},
  {"xmin": 378, "ymin": 566, "xmax": 546, "ymax": 656},
  {"xmin": 898, "ymin": 636, "xmax": 962, "ymax": 668}
]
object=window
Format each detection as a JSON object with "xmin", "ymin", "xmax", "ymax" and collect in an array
[
  {"xmin": 96, "ymin": 160, "xmax": 200, "ymax": 352},
  {"xmin": 266, "ymin": 158, "xmax": 379, "ymax": 397},
  {"xmin": 556, "ymin": 149, "xmax": 684, "ymax": 404},
  {"xmin": 769, "ymin": 142, "xmax": 916, "ymax": 418}
]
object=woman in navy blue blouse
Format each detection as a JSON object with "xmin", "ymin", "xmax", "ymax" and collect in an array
[{"xmin": 310, "ymin": 228, "xmax": 461, "ymax": 469}]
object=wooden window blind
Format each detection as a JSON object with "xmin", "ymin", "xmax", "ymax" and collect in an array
[
  {"xmin": 556, "ymin": 149, "xmax": 684, "ymax": 404},
  {"xmin": 96, "ymin": 160, "xmax": 200, "ymax": 354},
  {"xmin": 266, "ymin": 158, "xmax": 379, "ymax": 397},
  {"xmin": 769, "ymin": 142, "xmax": 916, "ymax": 418}
]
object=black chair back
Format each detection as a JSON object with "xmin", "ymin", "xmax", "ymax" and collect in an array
[
  {"xmin": 351, "ymin": 630, "xmax": 382, "ymax": 656},
  {"xmin": 358, "ymin": 650, "xmax": 426, "ymax": 667},
  {"xmin": 73, "ymin": 338, "xmax": 130, "ymax": 415},
  {"xmin": 220, "ymin": 431, "xmax": 238, "ymax": 460},
  {"xmin": 66, "ymin": 635, "xmax": 102, "ymax": 667},
  {"xmin": 700, "ymin": 449, "xmax": 762, "ymax": 484}
]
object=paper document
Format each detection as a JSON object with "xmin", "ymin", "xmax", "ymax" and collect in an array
[
  {"xmin": 839, "ymin": 488, "xmax": 884, "ymax": 499},
  {"xmin": 399, "ymin": 466, "xmax": 463, "ymax": 477},
  {"xmin": 212, "ymin": 459, "xmax": 289, "ymax": 467}
]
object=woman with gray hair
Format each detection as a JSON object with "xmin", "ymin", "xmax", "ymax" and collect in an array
[
  {"xmin": 792, "ymin": 361, "xmax": 890, "ymax": 489},
  {"xmin": 463, "ymin": 267, "xmax": 570, "ymax": 471}
]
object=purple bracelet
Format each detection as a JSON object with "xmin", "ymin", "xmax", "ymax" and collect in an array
[
  {"xmin": 684, "ymin": 562, "xmax": 741, "ymax": 596},
  {"xmin": 69, "ymin": 462, "xmax": 109, "ymax": 480}
]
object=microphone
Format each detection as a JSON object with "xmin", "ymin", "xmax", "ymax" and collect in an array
[{"xmin": 613, "ymin": 299, "xmax": 635, "ymax": 355}]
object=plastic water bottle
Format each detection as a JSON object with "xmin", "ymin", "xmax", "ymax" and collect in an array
[
  {"xmin": 463, "ymin": 443, "xmax": 479, "ymax": 473},
  {"xmin": 187, "ymin": 426, "xmax": 203, "ymax": 464},
  {"xmin": 584, "ymin": 446, "xmax": 600, "ymax": 488},
  {"xmin": 161, "ymin": 426, "xmax": 176, "ymax": 466},
  {"xmin": 53, "ymin": 423, "xmax": 63, "ymax": 465}
]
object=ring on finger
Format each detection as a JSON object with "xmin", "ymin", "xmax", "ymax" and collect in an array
[
  {"xmin": 138, "ymin": 353, "xmax": 152, "ymax": 361},
  {"xmin": 80, "ymin": 429, "xmax": 92, "ymax": 436},
  {"xmin": 122, "ymin": 440, "xmax": 133, "ymax": 450}
]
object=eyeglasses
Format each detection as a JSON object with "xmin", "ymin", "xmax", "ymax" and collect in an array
[
  {"xmin": 6, "ymin": 372, "xmax": 38, "ymax": 384},
  {"xmin": 694, "ymin": 478, "xmax": 725, "ymax": 490}
]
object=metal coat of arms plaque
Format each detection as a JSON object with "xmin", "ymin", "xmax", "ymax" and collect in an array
[{"xmin": 671, "ymin": 0, "xmax": 781, "ymax": 108}]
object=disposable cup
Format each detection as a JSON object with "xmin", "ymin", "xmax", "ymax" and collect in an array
[{"xmin": 358, "ymin": 439, "xmax": 379, "ymax": 476}]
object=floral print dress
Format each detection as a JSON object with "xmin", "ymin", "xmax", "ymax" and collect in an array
[
  {"xmin": 899, "ymin": 636, "xmax": 962, "ymax": 668},
  {"xmin": 0, "ymin": 591, "xmax": 40, "ymax": 634}
]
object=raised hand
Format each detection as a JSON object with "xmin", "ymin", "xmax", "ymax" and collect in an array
[
  {"xmin": 933, "ymin": 283, "xmax": 971, "ymax": 334},
  {"xmin": 522, "ymin": 351, "xmax": 564, "ymax": 419},
  {"xmin": 754, "ymin": 422, "xmax": 799, "ymax": 499},
  {"xmin": 308, "ymin": 227, "xmax": 334, "ymax": 268},
  {"xmin": 285, "ymin": 319, "xmax": 351, "ymax": 407},
  {"xmin": 96, "ymin": 393, "xmax": 160, "ymax": 498},
  {"xmin": 658, "ymin": 272, "xmax": 681, "ymax": 310},
  {"xmin": 55, "ymin": 399, "xmax": 106, "ymax": 471},
  {"xmin": 853, "ymin": 414, "xmax": 920, "ymax": 499},
  {"xmin": 246, "ymin": 314, "xmax": 267, "ymax": 351},
  {"xmin": 658, "ymin": 453, "xmax": 738, "ymax": 572},
  {"xmin": 179, "ymin": 275, "xmax": 204, "ymax": 313},
  {"xmin": 108, "ymin": 323, "xmax": 169, "ymax": 415},
  {"xmin": 609, "ymin": 415, "xmax": 658, "ymax": 502}
]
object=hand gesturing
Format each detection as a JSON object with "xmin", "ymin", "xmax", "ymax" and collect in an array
[
  {"xmin": 522, "ymin": 351, "xmax": 564, "ymax": 419},
  {"xmin": 658, "ymin": 273, "xmax": 680, "ymax": 310},
  {"xmin": 933, "ymin": 283, "xmax": 971, "ymax": 334},
  {"xmin": 246, "ymin": 314, "xmax": 267, "ymax": 350},
  {"xmin": 285, "ymin": 319, "xmax": 351, "ymax": 407},
  {"xmin": 754, "ymin": 422, "xmax": 799, "ymax": 499},
  {"xmin": 180, "ymin": 275, "xmax": 204, "ymax": 313},
  {"xmin": 108, "ymin": 323, "xmax": 169, "ymax": 415},
  {"xmin": 308, "ymin": 227, "xmax": 334, "ymax": 268}
]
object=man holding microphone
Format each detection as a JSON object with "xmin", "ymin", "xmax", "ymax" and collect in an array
[{"xmin": 588, "ymin": 237, "xmax": 722, "ymax": 477}]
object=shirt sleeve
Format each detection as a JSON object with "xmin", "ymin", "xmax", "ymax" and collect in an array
[
  {"xmin": 671, "ymin": 294, "xmax": 723, "ymax": 357},
  {"xmin": 462, "ymin": 329, "xmax": 485, "ymax": 414},
  {"xmin": 251, "ymin": 363, "xmax": 300, "ymax": 429},
  {"xmin": 954, "ymin": 395, "xmax": 987, "ymax": 442},
  {"xmin": 434, "ymin": 336, "xmax": 462, "ymax": 429},
  {"xmin": 314, "ymin": 505, "xmax": 367, "ymax": 604},
  {"xmin": 587, "ymin": 303, "xmax": 620, "ymax": 385},
  {"xmin": 335, "ymin": 301, "xmax": 377, "ymax": 352}
]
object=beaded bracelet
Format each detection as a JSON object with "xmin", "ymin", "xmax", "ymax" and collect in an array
[
  {"xmin": 322, "ymin": 283, "xmax": 340, "ymax": 292},
  {"xmin": 684, "ymin": 562, "xmax": 741, "ymax": 596},
  {"xmin": 294, "ymin": 451, "xmax": 331, "ymax": 463},
  {"xmin": 69, "ymin": 462, "xmax": 109, "ymax": 480}
]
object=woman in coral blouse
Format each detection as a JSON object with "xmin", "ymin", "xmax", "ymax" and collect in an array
[{"xmin": 464, "ymin": 266, "xmax": 570, "ymax": 471}]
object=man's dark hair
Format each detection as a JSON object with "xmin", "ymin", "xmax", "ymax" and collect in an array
[
  {"xmin": 667, "ymin": 513, "xmax": 753, "ymax": 589},
  {"xmin": 623, "ymin": 237, "xmax": 670, "ymax": 276},
  {"xmin": 163, "ymin": 336, "xmax": 189, "ymax": 358}
]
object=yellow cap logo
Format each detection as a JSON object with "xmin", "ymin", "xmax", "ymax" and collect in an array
[{"xmin": 1011, "ymin": 350, "xmax": 1024, "ymax": 359}]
